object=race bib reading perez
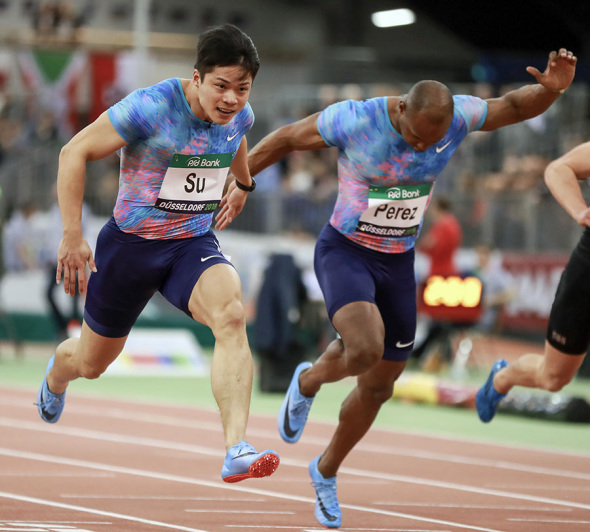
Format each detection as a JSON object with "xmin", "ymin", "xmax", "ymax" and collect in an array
[{"xmin": 356, "ymin": 184, "xmax": 432, "ymax": 237}]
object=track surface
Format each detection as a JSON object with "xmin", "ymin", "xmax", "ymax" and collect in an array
[{"xmin": 1, "ymin": 386, "xmax": 589, "ymax": 532}]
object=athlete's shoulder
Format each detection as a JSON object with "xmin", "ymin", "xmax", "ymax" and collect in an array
[
  {"xmin": 452, "ymin": 95, "xmax": 488, "ymax": 132},
  {"xmin": 232, "ymin": 102, "xmax": 254, "ymax": 131},
  {"xmin": 108, "ymin": 79, "xmax": 181, "ymax": 141},
  {"xmin": 325, "ymin": 96, "xmax": 383, "ymax": 114},
  {"xmin": 140, "ymin": 78, "xmax": 182, "ymax": 102},
  {"xmin": 238, "ymin": 101, "xmax": 254, "ymax": 122},
  {"xmin": 323, "ymin": 97, "xmax": 385, "ymax": 128},
  {"xmin": 453, "ymin": 95, "xmax": 487, "ymax": 117},
  {"xmin": 116, "ymin": 79, "xmax": 178, "ymax": 111}
]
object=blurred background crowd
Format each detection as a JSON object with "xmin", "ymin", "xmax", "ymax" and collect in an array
[{"xmin": 0, "ymin": 0, "xmax": 589, "ymax": 355}]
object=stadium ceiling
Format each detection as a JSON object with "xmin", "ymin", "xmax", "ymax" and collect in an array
[
  {"xmin": 387, "ymin": 0, "xmax": 590, "ymax": 56},
  {"xmin": 294, "ymin": 0, "xmax": 590, "ymax": 56}
]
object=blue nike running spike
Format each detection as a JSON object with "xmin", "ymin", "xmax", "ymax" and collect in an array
[
  {"xmin": 36, "ymin": 355, "xmax": 66, "ymax": 423},
  {"xmin": 309, "ymin": 455, "xmax": 341, "ymax": 528},
  {"xmin": 278, "ymin": 361, "xmax": 314, "ymax": 443}
]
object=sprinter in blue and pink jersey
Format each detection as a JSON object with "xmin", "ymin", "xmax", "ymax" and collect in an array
[
  {"xmin": 218, "ymin": 48, "xmax": 577, "ymax": 527},
  {"xmin": 36, "ymin": 24, "xmax": 279, "ymax": 484}
]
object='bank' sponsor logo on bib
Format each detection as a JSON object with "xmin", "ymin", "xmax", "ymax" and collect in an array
[{"xmin": 186, "ymin": 156, "xmax": 222, "ymax": 168}]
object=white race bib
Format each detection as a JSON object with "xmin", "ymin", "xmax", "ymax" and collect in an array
[
  {"xmin": 155, "ymin": 153, "xmax": 232, "ymax": 214},
  {"xmin": 356, "ymin": 184, "xmax": 432, "ymax": 237}
]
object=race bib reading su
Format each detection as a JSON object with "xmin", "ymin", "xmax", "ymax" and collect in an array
[{"xmin": 155, "ymin": 153, "xmax": 232, "ymax": 214}]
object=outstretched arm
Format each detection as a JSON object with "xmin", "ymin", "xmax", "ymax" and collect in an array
[
  {"xmin": 544, "ymin": 141, "xmax": 590, "ymax": 227},
  {"xmin": 480, "ymin": 48, "xmax": 577, "ymax": 131},
  {"xmin": 215, "ymin": 111, "xmax": 330, "ymax": 230},
  {"xmin": 248, "ymin": 112, "xmax": 329, "ymax": 176}
]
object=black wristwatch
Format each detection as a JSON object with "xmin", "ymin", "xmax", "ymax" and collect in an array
[{"xmin": 235, "ymin": 177, "xmax": 256, "ymax": 192}]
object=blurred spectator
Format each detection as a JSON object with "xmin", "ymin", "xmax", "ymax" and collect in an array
[
  {"xmin": 417, "ymin": 195, "xmax": 462, "ymax": 277},
  {"xmin": 2, "ymin": 200, "xmax": 41, "ymax": 271},
  {"xmin": 31, "ymin": 0, "xmax": 85, "ymax": 42},
  {"xmin": 471, "ymin": 243, "xmax": 515, "ymax": 334}
]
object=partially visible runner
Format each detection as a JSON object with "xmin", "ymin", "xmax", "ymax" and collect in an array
[
  {"xmin": 476, "ymin": 140, "xmax": 590, "ymax": 422},
  {"xmin": 35, "ymin": 23, "xmax": 279, "ymax": 483},
  {"xmin": 217, "ymin": 48, "xmax": 576, "ymax": 527}
]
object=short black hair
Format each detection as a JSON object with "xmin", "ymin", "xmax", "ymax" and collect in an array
[{"xmin": 194, "ymin": 24, "xmax": 260, "ymax": 81}]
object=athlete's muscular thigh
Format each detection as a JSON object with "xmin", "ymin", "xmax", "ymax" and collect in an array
[
  {"xmin": 188, "ymin": 263, "xmax": 245, "ymax": 330},
  {"xmin": 332, "ymin": 301, "xmax": 385, "ymax": 372}
]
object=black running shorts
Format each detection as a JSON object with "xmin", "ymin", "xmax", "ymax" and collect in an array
[{"xmin": 546, "ymin": 227, "xmax": 590, "ymax": 355}]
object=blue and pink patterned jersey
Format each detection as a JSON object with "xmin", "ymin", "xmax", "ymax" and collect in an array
[
  {"xmin": 107, "ymin": 78, "xmax": 253, "ymax": 239},
  {"xmin": 317, "ymin": 95, "xmax": 487, "ymax": 253}
]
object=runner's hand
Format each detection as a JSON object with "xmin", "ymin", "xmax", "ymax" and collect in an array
[
  {"xmin": 216, "ymin": 180, "xmax": 248, "ymax": 231},
  {"xmin": 56, "ymin": 233, "xmax": 97, "ymax": 296},
  {"xmin": 526, "ymin": 48, "xmax": 577, "ymax": 93}
]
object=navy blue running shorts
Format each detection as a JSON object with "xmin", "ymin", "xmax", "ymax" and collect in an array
[
  {"xmin": 546, "ymin": 227, "xmax": 590, "ymax": 355},
  {"xmin": 84, "ymin": 217, "xmax": 233, "ymax": 338},
  {"xmin": 314, "ymin": 223, "xmax": 416, "ymax": 361}
]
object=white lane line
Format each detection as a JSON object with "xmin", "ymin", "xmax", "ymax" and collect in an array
[
  {"xmin": 2, "ymin": 421, "xmax": 590, "ymax": 511},
  {"xmin": 484, "ymin": 485, "xmax": 590, "ymax": 491},
  {"xmin": 337, "ymin": 463, "xmax": 590, "ymax": 511},
  {"xmin": 60, "ymin": 495, "xmax": 266, "ymax": 501},
  {"xmin": 0, "ymin": 447, "xmax": 506, "ymax": 532},
  {"xmin": 0, "ymin": 493, "xmax": 207, "ymax": 532},
  {"xmin": 509, "ymin": 518, "xmax": 590, "ymax": 524},
  {"xmin": 375, "ymin": 503, "xmax": 571, "ymax": 511},
  {"xmin": 0, "ymin": 525, "xmax": 95, "ymax": 532},
  {"xmin": 227, "ymin": 527, "xmax": 453, "ymax": 531},
  {"xmin": 2, "ymin": 392, "xmax": 590, "ymax": 460},
  {"xmin": 185, "ymin": 510, "xmax": 294, "ymax": 514},
  {"xmin": 340, "ymin": 444, "xmax": 590, "ymax": 481},
  {"xmin": 0, "ymin": 473, "xmax": 115, "ymax": 478},
  {"xmin": 0, "ymin": 529, "xmax": 77, "ymax": 531},
  {"xmin": 1, "ymin": 417, "xmax": 589, "ymax": 484},
  {"xmin": 1, "ymin": 523, "xmax": 110, "ymax": 526}
]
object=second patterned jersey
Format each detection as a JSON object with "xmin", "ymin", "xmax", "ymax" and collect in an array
[{"xmin": 317, "ymin": 95, "xmax": 487, "ymax": 253}]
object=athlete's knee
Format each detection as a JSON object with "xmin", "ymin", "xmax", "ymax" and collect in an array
[
  {"xmin": 344, "ymin": 337, "xmax": 384, "ymax": 375},
  {"xmin": 359, "ymin": 381, "xmax": 394, "ymax": 407},
  {"xmin": 539, "ymin": 369, "xmax": 572, "ymax": 392},
  {"xmin": 78, "ymin": 358, "xmax": 108, "ymax": 380},
  {"xmin": 209, "ymin": 298, "xmax": 246, "ymax": 335}
]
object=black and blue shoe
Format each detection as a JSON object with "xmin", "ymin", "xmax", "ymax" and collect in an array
[
  {"xmin": 278, "ymin": 361, "xmax": 314, "ymax": 443},
  {"xmin": 36, "ymin": 355, "xmax": 66, "ymax": 423},
  {"xmin": 309, "ymin": 455, "xmax": 341, "ymax": 528}
]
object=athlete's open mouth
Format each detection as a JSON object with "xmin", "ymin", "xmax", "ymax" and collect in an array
[{"xmin": 218, "ymin": 108, "xmax": 234, "ymax": 116}]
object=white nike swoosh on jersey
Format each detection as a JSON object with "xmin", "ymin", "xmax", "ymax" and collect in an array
[
  {"xmin": 201, "ymin": 255, "xmax": 222, "ymax": 262},
  {"xmin": 395, "ymin": 340, "xmax": 415, "ymax": 348},
  {"xmin": 436, "ymin": 141, "xmax": 452, "ymax": 153},
  {"xmin": 227, "ymin": 132, "xmax": 239, "ymax": 141}
]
